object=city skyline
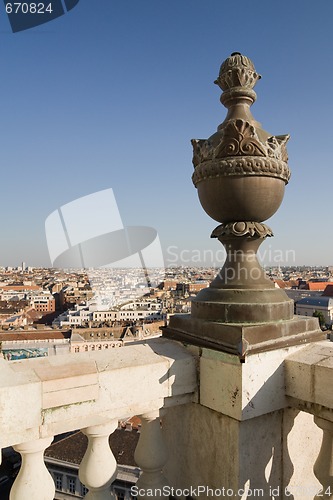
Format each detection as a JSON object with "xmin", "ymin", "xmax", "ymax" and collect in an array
[{"xmin": 0, "ymin": 1, "xmax": 332, "ymax": 267}]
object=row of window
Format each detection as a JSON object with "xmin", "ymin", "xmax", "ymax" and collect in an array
[
  {"xmin": 74, "ymin": 343, "xmax": 122, "ymax": 353},
  {"xmin": 54, "ymin": 473, "xmax": 132, "ymax": 499},
  {"xmin": 54, "ymin": 474, "xmax": 88, "ymax": 496},
  {"xmin": 95, "ymin": 313, "xmax": 115, "ymax": 318}
]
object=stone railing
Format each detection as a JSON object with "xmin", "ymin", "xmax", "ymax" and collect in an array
[
  {"xmin": 0, "ymin": 338, "xmax": 197, "ymax": 499},
  {"xmin": 1, "ymin": 332, "xmax": 333, "ymax": 500},
  {"xmin": 160, "ymin": 336, "xmax": 332, "ymax": 500},
  {"xmin": 285, "ymin": 340, "xmax": 333, "ymax": 499}
]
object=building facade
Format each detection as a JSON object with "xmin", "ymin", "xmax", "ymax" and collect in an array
[{"xmin": 295, "ymin": 296, "xmax": 333, "ymax": 326}]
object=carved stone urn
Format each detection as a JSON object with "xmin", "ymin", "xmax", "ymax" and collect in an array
[
  {"xmin": 190, "ymin": 52, "xmax": 293, "ymax": 323},
  {"xmin": 192, "ymin": 53, "xmax": 290, "ymax": 224},
  {"xmin": 163, "ymin": 52, "xmax": 325, "ymax": 356}
]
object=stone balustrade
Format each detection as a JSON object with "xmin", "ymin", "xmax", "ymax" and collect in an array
[
  {"xmin": 285, "ymin": 340, "xmax": 333, "ymax": 499},
  {"xmin": 0, "ymin": 338, "xmax": 197, "ymax": 499},
  {"xmin": 1, "ymin": 334, "xmax": 333, "ymax": 500}
]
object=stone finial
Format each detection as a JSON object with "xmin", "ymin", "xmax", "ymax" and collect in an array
[
  {"xmin": 214, "ymin": 52, "xmax": 261, "ymax": 92},
  {"xmin": 163, "ymin": 52, "xmax": 325, "ymax": 356}
]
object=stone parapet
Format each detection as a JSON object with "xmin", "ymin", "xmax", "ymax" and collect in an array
[
  {"xmin": 285, "ymin": 340, "xmax": 333, "ymax": 421},
  {"xmin": 0, "ymin": 338, "xmax": 197, "ymax": 449}
]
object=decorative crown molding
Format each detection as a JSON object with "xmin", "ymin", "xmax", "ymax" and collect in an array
[
  {"xmin": 211, "ymin": 221, "xmax": 273, "ymax": 239},
  {"xmin": 192, "ymin": 119, "xmax": 291, "ymax": 185}
]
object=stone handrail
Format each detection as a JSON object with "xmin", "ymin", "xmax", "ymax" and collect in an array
[
  {"xmin": 285, "ymin": 340, "xmax": 333, "ymax": 499},
  {"xmin": 285, "ymin": 340, "xmax": 333, "ymax": 419},
  {"xmin": 0, "ymin": 338, "xmax": 197, "ymax": 499}
]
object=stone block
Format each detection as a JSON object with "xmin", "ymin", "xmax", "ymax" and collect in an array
[
  {"xmin": 313, "ymin": 353, "xmax": 333, "ymax": 409},
  {"xmin": 200, "ymin": 344, "xmax": 306, "ymax": 420},
  {"xmin": 285, "ymin": 340, "xmax": 333, "ymax": 410}
]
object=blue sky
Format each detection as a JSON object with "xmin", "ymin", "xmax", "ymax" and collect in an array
[{"xmin": 0, "ymin": 0, "xmax": 331, "ymax": 268}]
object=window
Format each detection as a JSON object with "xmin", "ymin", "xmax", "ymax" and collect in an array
[
  {"xmin": 114, "ymin": 489, "xmax": 125, "ymax": 499},
  {"xmin": 68, "ymin": 476, "xmax": 76, "ymax": 494},
  {"xmin": 54, "ymin": 474, "xmax": 62, "ymax": 490},
  {"xmin": 81, "ymin": 484, "xmax": 89, "ymax": 496}
]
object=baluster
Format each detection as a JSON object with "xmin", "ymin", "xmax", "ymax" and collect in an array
[
  {"xmin": 134, "ymin": 409, "xmax": 169, "ymax": 499},
  {"xmin": 313, "ymin": 416, "xmax": 333, "ymax": 500},
  {"xmin": 10, "ymin": 436, "xmax": 55, "ymax": 500},
  {"xmin": 79, "ymin": 420, "xmax": 118, "ymax": 500}
]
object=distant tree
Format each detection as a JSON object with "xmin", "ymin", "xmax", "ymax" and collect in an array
[{"xmin": 313, "ymin": 310, "xmax": 326, "ymax": 328}]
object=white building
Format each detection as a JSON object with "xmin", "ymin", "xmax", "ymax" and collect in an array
[
  {"xmin": 114, "ymin": 299, "xmax": 164, "ymax": 321},
  {"xmin": 53, "ymin": 304, "xmax": 93, "ymax": 327},
  {"xmin": 54, "ymin": 299, "xmax": 164, "ymax": 327}
]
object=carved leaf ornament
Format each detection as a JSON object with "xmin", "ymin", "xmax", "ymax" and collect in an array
[
  {"xmin": 191, "ymin": 118, "xmax": 291, "ymax": 185},
  {"xmin": 216, "ymin": 120, "xmax": 266, "ymax": 158}
]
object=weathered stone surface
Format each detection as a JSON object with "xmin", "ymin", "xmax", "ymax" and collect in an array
[
  {"xmin": 200, "ymin": 344, "xmax": 306, "ymax": 421},
  {"xmin": 0, "ymin": 339, "xmax": 197, "ymax": 448},
  {"xmin": 285, "ymin": 340, "xmax": 333, "ymax": 419},
  {"xmin": 163, "ymin": 402, "xmax": 321, "ymax": 500},
  {"xmin": 163, "ymin": 315, "xmax": 325, "ymax": 358}
]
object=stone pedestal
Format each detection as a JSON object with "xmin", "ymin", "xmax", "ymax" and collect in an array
[
  {"xmin": 163, "ymin": 315, "xmax": 325, "ymax": 359},
  {"xmin": 162, "ymin": 344, "xmax": 323, "ymax": 500}
]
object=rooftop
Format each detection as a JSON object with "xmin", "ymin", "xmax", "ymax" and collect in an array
[
  {"xmin": 45, "ymin": 429, "xmax": 139, "ymax": 467},
  {"xmin": 296, "ymin": 296, "xmax": 333, "ymax": 307}
]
